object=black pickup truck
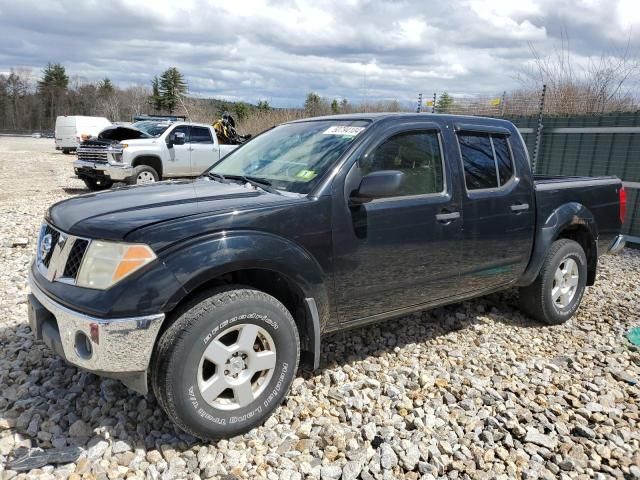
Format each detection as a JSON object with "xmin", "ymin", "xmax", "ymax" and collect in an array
[{"xmin": 28, "ymin": 113, "xmax": 626, "ymax": 439}]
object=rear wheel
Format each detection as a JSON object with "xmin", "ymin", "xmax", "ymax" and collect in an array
[
  {"xmin": 62, "ymin": 148, "xmax": 71, "ymax": 155},
  {"xmin": 519, "ymin": 239, "xmax": 587, "ymax": 325},
  {"xmin": 83, "ymin": 177, "xmax": 113, "ymax": 191},
  {"xmin": 151, "ymin": 287, "xmax": 300, "ymax": 440},
  {"xmin": 132, "ymin": 165, "xmax": 159, "ymax": 185}
]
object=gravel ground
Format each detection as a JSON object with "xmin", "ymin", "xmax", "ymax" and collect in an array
[{"xmin": 0, "ymin": 137, "xmax": 639, "ymax": 480}]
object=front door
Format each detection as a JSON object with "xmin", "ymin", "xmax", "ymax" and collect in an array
[
  {"xmin": 165, "ymin": 125, "xmax": 191, "ymax": 177},
  {"xmin": 189, "ymin": 126, "xmax": 220, "ymax": 175},
  {"xmin": 332, "ymin": 126, "xmax": 463, "ymax": 323}
]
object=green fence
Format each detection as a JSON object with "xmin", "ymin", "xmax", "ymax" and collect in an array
[{"xmin": 511, "ymin": 112, "xmax": 640, "ymax": 243}]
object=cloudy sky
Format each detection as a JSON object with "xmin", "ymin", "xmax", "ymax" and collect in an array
[{"xmin": 0, "ymin": 0, "xmax": 638, "ymax": 106}]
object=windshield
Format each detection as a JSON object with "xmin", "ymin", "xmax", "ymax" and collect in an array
[
  {"xmin": 209, "ymin": 120, "xmax": 370, "ymax": 194},
  {"xmin": 132, "ymin": 121, "xmax": 171, "ymax": 137}
]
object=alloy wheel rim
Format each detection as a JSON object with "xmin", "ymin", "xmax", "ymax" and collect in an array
[
  {"xmin": 197, "ymin": 323, "xmax": 276, "ymax": 410},
  {"xmin": 136, "ymin": 171, "xmax": 155, "ymax": 184},
  {"xmin": 552, "ymin": 257, "xmax": 579, "ymax": 309}
]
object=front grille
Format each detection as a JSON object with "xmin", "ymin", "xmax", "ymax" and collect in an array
[
  {"xmin": 42, "ymin": 225, "xmax": 60, "ymax": 267},
  {"xmin": 37, "ymin": 223, "xmax": 90, "ymax": 284},
  {"xmin": 77, "ymin": 146, "xmax": 108, "ymax": 163},
  {"xmin": 63, "ymin": 239, "xmax": 89, "ymax": 278}
]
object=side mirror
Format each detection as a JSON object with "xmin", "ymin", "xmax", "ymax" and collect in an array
[
  {"xmin": 352, "ymin": 170, "xmax": 405, "ymax": 202},
  {"xmin": 167, "ymin": 131, "xmax": 186, "ymax": 148}
]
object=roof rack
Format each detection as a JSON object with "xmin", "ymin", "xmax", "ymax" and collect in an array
[{"xmin": 133, "ymin": 114, "xmax": 187, "ymax": 122}]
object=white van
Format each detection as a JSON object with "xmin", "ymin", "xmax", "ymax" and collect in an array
[{"xmin": 54, "ymin": 116, "xmax": 111, "ymax": 153}]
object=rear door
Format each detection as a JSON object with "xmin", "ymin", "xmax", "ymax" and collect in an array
[
  {"xmin": 165, "ymin": 125, "xmax": 191, "ymax": 177},
  {"xmin": 332, "ymin": 123, "xmax": 464, "ymax": 323},
  {"xmin": 189, "ymin": 126, "xmax": 220, "ymax": 175},
  {"xmin": 455, "ymin": 125, "xmax": 535, "ymax": 292}
]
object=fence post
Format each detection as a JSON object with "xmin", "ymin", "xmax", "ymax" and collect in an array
[
  {"xmin": 432, "ymin": 93, "xmax": 437, "ymax": 114},
  {"xmin": 531, "ymin": 84, "xmax": 546, "ymax": 173},
  {"xmin": 416, "ymin": 93, "xmax": 423, "ymax": 113}
]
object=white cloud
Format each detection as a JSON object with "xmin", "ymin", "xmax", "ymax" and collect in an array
[{"xmin": 0, "ymin": 0, "xmax": 637, "ymax": 106}]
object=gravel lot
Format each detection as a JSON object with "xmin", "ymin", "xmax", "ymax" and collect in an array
[{"xmin": 0, "ymin": 137, "xmax": 639, "ymax": 480}]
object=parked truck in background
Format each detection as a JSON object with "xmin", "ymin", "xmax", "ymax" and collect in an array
[
  {"xmin": 54, "ymin": 116, "xmax": 111, "ymax": 154},
  {"xmin": 29, "ymin": 113, "xmax": 626, "ymax": 440},
  {"xmin": 74, "ymin": 121, "xmax": 238, "ymax": 190}
]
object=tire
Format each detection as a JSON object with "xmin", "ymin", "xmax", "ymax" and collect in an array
[
  {"xmin": 83, "ymin": 177, "xmax": 113, "ymax": 191},
  {"xmin": 151, "ymin": 287, "xmax": 300, "ymax": 440},
  {"xmin": 132, "ymin": 165, "xmax": 159, "ymax": 185},
  {"xmin": 519, "ymin": 239, "xmax": 587, "ymax": 325},
  {"xmin": 62, "ymin": 149, "xmax": 71, "ymax": 155}
]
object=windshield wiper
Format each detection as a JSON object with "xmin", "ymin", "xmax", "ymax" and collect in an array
[
  {"xmin": 207, "ymin": 172, "xmax": 228, "ymax": 183},
  {"xmin": 221, "ymin": 174, "xmax": 282, "ymax": 195}
]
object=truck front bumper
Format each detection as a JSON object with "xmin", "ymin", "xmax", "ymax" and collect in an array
[
  {"xmin": 73, "ymin": 159, "xmax": 135, "ymax": 182},
  {"xmin": 28, "ymin": 273, "xmax": 164, "ymax": 394}
]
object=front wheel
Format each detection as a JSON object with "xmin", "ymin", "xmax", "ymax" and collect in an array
[
  {"xmin": 519, "ymin": 239, "xmax": 587, "ymax": 325},
  {"xmin": 132, "ymin": 165, "xmax": 159, "ymax": 185},
  {"xmin": 151, "ymin": 287, "xmax": 300, "ymax": 440}
]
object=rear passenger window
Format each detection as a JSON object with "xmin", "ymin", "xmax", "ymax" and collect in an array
[
  {"xmin": 458, "ymin": 134, "xmax": 498, "ymax": 190},
  {"xmin": 190, "ymin": 127, "xmax": 213, "ymax": 144},
  {"xmin": 361, "ymin": 131, "xmax": 444, "ymax": 196},
  {"xmin": 458, "ymin": 133, "xmax": 514, "ymax": 190}
]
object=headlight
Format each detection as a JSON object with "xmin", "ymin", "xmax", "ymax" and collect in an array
[{"xmin": 76, "ymin": 241, "xmax": 156, "ymax": 289}]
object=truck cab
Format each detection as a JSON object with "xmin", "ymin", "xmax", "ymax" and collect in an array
[{"xmin": 74, "ymin": 121, "xmax": 238, "ymax": 190}]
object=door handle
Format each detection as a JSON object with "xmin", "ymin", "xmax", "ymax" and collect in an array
[
  {"xmin": 435, "ymin": 211, "xmax": 460, "ymax": 223},
  {"xmin": 510, "ymin": 203, "xmax": 529, "ymax": 212}
]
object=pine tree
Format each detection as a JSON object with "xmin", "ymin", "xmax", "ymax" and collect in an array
[
  {"xmin": 331, "ymin": 99, "xmax": 339, "ymax": 114},
  {"xmin": 158, "ymin": 67, "xmax": 187, "ymax": 113},
  {"xmin": 436, "ymin": 92, "xmax": 454, "ymax": 113},
  {"xmin": 304, "ymin": 92, "xmax": 322, "ymax": 116},
  {"xmin": 38, "ymin": 63, "xmax": 69, "ymax": 125},
  {"xmin": 257, "ymin": 100, "xmax": 271, "ymax": 112},
  {"xmin": 98, "ymin": 78, "xmax": 114, "ymax": 97},
  {"xmin": 148, "ymin": 76, "xmax": 163, "ymax": 112}
]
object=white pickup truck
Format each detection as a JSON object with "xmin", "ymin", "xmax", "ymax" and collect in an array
[{"xmin": 74, "ymin": 121, "xmax": 238, "ymax": 190}]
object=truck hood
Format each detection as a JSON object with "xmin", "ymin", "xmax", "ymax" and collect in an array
[
  {"xmin": 97, "ymin": 125, "xmax": 151, "ymax": 141},
  {"xmin": 47, "ymin": 178, "xmax": 293, "ymax": 240}
]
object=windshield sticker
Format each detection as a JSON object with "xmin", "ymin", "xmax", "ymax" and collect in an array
[
  {"xmin": 322, "ymin": 126, "xmax": 365, "ymax": 136},
  {"xmin": 295, "ymin": 169, "xmax": 317, "ymax": 180}
]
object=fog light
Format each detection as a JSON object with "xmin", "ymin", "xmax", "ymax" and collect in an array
[{"xmin": 74, "ymin": 331, "xmax": 93, "ymax": 359}]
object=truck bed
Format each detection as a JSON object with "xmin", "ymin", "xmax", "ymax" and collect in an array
[{"xmin": 533, "ymin": 174, "xmax": 622, "ymax": 255}]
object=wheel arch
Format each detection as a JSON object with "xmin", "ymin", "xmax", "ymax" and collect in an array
[
  {"xmin": 159, "ymin": 232, "xmax": 330, "ymax": 370},
  {"xmin": 517, "ymin": 202, "xmax": 598, "ymax": 286},
  {"xmin": 132, "ymin": 155, "xmax": 163, "ymax": 178}
]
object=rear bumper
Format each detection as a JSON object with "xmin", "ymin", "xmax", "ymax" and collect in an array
[
  {"xmin": 73, "ymin": 159, "xmax": 134, "ymax": 182},
  {"xmin": 28, "ymin": 272, "xmax": 164, "ymax": 393},
  {"xmin": 608, "ymin": 234, "xmax": 626, "ymax": 254}
]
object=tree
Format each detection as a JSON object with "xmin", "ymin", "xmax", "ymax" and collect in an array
[
  {"xmin": 38, "ymin": 63, "xmax": 69, "ymax": 124},
  {"xmin": 98, "ymin": 78, "xmax": 115, "ymax": 97},
  {"xmin": 340, "ymin": 98, "xmax": 349, "ymax": 112},
  {"xmin": 158, "ymin": 67, "xmax": 187, "ymax": 113},
  {"xmin": 148, "ymin": 76, "xmax": 163, "ymax": 112},
  {"xmin": 436, "ymin": 92, "xmax": 454, "ymax": 113},
  {"xmin": 257, "ymin": 100, "xmax": 271, "ymax": 112},
  {"xmin": 304, "ymin": 92, "xmax": 322, "ymax": 116},
  {"xmin": 331, "ymin": 99, "xmax": 339, "ymax": 114},
  {"xmin": 233, "ymin": 102, "xmax": 250, "ymax": 121}
]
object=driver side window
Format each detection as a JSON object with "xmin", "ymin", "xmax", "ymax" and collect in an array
[
  {"xmin": 171, "ymin": 125, "xmax": 190, "ymax": 142},
  {"xmin": 360, "ymin": 131, "xmax": 444, "ymax": 196}
]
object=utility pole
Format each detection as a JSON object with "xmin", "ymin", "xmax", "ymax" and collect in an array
[{"xmin": 416, "ymin": 93, "xmax": 423, "ymax": 113}]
